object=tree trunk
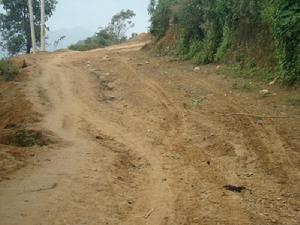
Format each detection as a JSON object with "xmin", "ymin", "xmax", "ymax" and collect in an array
[
  {"xmin": 26, "ymin": 38, "xmax": 32, "ymax": 54},
  {"xmin": 27, "ymin": 0, "xmax": 36, "ymax": 53},
  {"xmin": 40, "ymin": 0, "xmax": 46, "ymax": 51}
]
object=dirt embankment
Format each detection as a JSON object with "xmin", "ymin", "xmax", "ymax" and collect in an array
[{"xmin": 0, "ymin": 56, "xmax": 54, "ymax": 181}]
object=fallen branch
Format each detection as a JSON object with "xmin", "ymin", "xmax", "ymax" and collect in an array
[
  {"xmin": 144, "ymin": 208, "xmax": 155, "ymax": 219},
  {"xmin": 221, "ymin": 113, "xmax": 297, "ymax": 119},
  {"xmin": 28, "ymin": 183, "xmax": 57, "ymax": 192}
]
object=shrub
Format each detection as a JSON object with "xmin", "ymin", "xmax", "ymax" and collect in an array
[
  {"xmin": 12, "ymin": 129, "xmax": 38, "ymax": 147},
  {"xmin": 0, "ymin": 59, "xmax": 20, "ymax": 81}
]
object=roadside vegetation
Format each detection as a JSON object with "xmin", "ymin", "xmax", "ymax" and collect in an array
[
  {"xmin": 69, "ymin": 9, "xmax": 136, "ymax": 51},
  {"xmin": 148, "ymin": 0, "xmax": 300, "ymax": 85},
  {"xmin": 0, "ymin": 59, "xmax": 20, "ymax": 81}
]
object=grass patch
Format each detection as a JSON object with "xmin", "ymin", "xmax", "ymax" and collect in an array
[
  {"xmin": 0, "ymin": 59, "xmax": 20, "ymax": 81},
  {"xmin": 287, "ymin": 96, "xmax": 300, "ymax": 106},
  {"xmin": 218, "ymin": 64, "xmax": 277, "ymax": 82}
]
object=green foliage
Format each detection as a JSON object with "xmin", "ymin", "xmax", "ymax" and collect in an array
[
  {"xmin": 149, "ymin": 0, "xmax": 300, "ymax": 85},
  {"xmin": 192, "ymin": 98, "xmax": 204, "ymax": 106},
  {"xmin": 264, "ymin": 1, "xmax": 300, "ymax": 85},
  {"xmin": 69, "ymin": 9, "xmax": 136, "ymax": 51},
  {"xmin": 149, "ymin": 0, "xmax": 177, "ymax": 38},
  {"xmin": 0, "ymin": 0, "xmax": 57, "ymax": 54},
  {"xmin": 215, "ymin": 23, "xmax": 232, "ymax": 62},
  {"xmin": 69, "ymin": 29, "xmax": 115, "ymax": 51},
  {"xmin": 219, "ymin": 64, "xmax": 277, "ymax": 81},
  {"xmin": 0, "ymin": 59, "xmax": 20, "ymax": 81},
  {"xmin": 12, "ymin": 129, "xmax": 38, "ymax": 147}
]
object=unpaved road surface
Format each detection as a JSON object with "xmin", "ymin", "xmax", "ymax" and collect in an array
[{"xmin": 0, "ymin": 40, "xmax": 300, "ymax": 225}]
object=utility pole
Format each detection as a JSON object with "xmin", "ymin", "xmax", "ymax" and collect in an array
[
  {"xmin": 27, "ymin": 0, "xmax": 37, "ymax": 53},
  {"xmin": 40, "ymin": 0, "xmax": 46, "ymax": 51}
]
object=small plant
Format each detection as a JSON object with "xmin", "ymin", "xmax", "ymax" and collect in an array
[
  {"xmin": 192, "ymin": 98, "xmax": 204, "ymax": 106},
  {"xmin": 287, "ymin": 96, "xmax": 300, "ymax": 106},
  {"xmin": 0, "ymin": 59, "xmax": 20, "ymax": 81},
  {"xmin": 12, "ymin": 129, "xmax": 39, "ymax": 147}
]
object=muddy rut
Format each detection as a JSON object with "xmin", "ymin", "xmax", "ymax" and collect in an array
[{"xmin": 0, "ymin": 41, "xmax": 299, "ymax": 225}]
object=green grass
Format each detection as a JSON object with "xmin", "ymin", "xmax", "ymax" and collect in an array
[
  {"xmin": 0, "ymin": 59, "xmax": 20, "ymax": 81},
  {"xmin": 218, "ymin": 64, "xmax": 277, "ymax": 82}
]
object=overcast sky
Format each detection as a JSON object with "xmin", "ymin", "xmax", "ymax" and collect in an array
[{"xmin": 48, "ymin": 0, "xmax": 150, "ymax": 33}]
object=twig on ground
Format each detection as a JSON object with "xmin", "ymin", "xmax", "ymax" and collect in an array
[{"xmin": 28, "ymin": 183, "xmax": 57, "ymax": 192}]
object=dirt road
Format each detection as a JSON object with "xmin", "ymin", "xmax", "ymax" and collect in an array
[{"xmin": 0, "ymin": 39, "xmax": 300, "ymax": 225}]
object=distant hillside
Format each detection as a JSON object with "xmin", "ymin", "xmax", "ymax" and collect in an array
[{"xmin": 47, "ymin": 27, "xmax": 93, "ymax": 51}]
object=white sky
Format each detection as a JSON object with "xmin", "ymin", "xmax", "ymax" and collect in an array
[{"xmin": 48, "ymin": 0, "xmax": 150, "ymax": 33}]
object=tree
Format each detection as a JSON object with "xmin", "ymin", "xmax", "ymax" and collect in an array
[
  {"xmin": 27, "ymin": 0, "xmax": 37, "ymax": 52},
  {"xmin": 148, "ymin": 0, "xmax": 157, "ymax": 15},
  {"xmin": 40, "ymin": 0, "xmax": 46, "ymax": 51},
  {"xmin": 0, "ymin": 0, "xmax": 57, "ymax": 55},
  {"xmin": 107, "ymin": 9, "xmax": 136, "ymax": 42}
]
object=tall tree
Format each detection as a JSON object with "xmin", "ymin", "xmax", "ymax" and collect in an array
[
  {"xmin": 40, "ymin": 0, "xmax": 46, "ymax": 51},
  {"xmin": 107, "ymin": 9, "xmax": 136, "ymax": 42},
  {"xmin": 27, "ymin": 0, "xmax": 37, "ymax": 52},
  {"xmin": 0, "ymin": 0, "xmax": 57, "ymax": 55}
]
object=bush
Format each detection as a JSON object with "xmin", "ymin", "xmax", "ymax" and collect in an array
[
  {"xmin": 0, "ymin": 59, "xmax": 20, "ymax": 81},
  {"xmin": 12, "ymin": 129, "xmax": 38, "ymax": 147}
]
